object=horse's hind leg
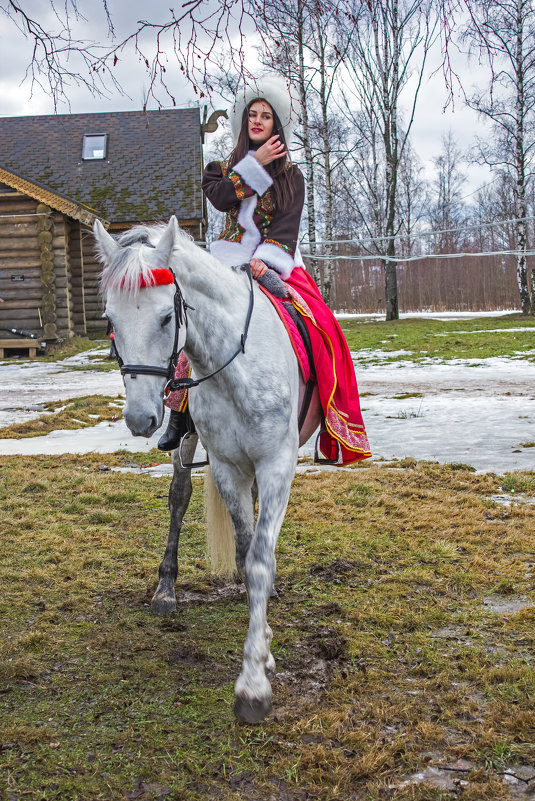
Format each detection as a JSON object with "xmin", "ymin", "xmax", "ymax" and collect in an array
[
  {"xmin": 208, "ymin": 458, "xmax": 254, "ymax": 586},
  {"xmin": 151, "ymin": 435, "xmax": 198, "ymax": 614},
  {"xmin": 234, "ymin": 448, "xmax": 296, "ymax": 724}
]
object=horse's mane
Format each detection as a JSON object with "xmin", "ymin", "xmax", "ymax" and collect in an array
[{"xmin": 98, "ymin": 223, "xmax": 196, "ymax": 295}]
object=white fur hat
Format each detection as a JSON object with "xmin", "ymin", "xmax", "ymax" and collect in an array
[{"xmin": 229, "ymin": 75, "xmax": 299, "ymax": 146}]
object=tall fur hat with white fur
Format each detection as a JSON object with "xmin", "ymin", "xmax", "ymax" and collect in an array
[{"xmin": 229, "ymin": 75, "xmax": 299, "ymax": 146}]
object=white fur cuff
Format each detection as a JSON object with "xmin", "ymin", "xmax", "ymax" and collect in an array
[
  {"xmin": 253, "ymin": 242, "xmax": 294, "ymax": 279},
  {"xmin": 233, "ymin": 154, "xmax": 273, "ymax": 196}
]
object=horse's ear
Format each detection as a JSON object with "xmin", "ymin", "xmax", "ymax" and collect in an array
[
  {"xmin": 93, "ymin": 219, "xmax": 118, "ymax": 262},
  {"xmin": 154, "ymin": 216, "xmax": 179, "ymax": 266}
]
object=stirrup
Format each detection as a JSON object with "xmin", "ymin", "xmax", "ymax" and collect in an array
[
  {"xmin": 178, "ymin": 431, "xmax": 209, "ymax": 469},
  {"xmin": 313, "ymin": 429, "xmax": 342, "ymax": 465}
]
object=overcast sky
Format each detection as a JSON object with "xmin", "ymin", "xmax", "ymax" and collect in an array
[{"xmin": 0, "ymin": 0, "xmax": 493, "ymax": 195}]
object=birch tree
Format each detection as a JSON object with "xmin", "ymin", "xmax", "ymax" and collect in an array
[
  {"xmin": 396, "ymin": 141, "xmax": 429, "ymax": 258},
  {"xmin": 429, "ymin": 131, "xmax": 468, "ymax": 253},
  {"xmin": 252, "ymin": 0, "xmax": 349, "ymax": 303},
  {"xmin": 341, "ymin": 0, "xmax": 438, "ymax": 320},
  {"xmin": 251, "ymin": 0, "xmax": 320, "ymax": 285},
  {"xmin": 464, "ymin": 0, "xmax": 535, "ymax": 315}
]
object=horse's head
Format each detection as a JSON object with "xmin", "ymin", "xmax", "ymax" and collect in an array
[{"xmin": 94, "ymin": 218, "xmax": 182, "ymax": 438}]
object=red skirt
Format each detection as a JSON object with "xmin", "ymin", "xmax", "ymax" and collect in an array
[{"xmin": 286, "ymin": 267, "xmax": 371, "ymax": 465}]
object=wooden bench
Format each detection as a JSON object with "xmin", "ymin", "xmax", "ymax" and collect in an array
[{"xmin": 0, "ymin": 338, "xmax": 41, "ymax": 358}]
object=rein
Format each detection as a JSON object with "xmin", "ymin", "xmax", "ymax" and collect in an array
[{"xmin": 113, "ymin": 264, "xmax": 255, "ymax": 396}]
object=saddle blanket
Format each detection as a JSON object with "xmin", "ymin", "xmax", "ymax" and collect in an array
[{"xmin": 257, "ymin": 285, "xmax": 311, "ymax": 383}]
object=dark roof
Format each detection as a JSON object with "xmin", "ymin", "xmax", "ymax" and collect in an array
[
  {"xmin": 0, "ymin": 108, "xmax": 203, "ymax": 224},
  {"xmin": 0, "ymin": 165, "xmax": 105, "ymax": 227}
]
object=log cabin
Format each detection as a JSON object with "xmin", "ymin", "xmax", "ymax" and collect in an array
[{"xmin": 0, "ymin": 108, "xmax": 208, "ymax": 345}]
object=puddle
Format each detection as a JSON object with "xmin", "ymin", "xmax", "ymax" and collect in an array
[
  {"xmin": 399, "ymin": 763, "xmax": 471, "ymax": 792},
  {"xmin": 490, "ymin": 493, "xmax": 535, "ymax": 507},
  {"xmin": 399, "ymin": 761, "xmax": 535, "ymax": 798},
  {"xmin": 481, "ymin": 596, "xmax": 534, "ymax": 615},
  {"xmin": 432, "ymin": 626, "xmax": 473, "ymax": 641}
]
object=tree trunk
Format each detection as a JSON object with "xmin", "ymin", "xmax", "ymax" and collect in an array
[
  {"xmin": 515, "ymin": 0, "xmax": 533, "ymax": 314},
  {"xmin": 315, "ymin": 0, "xmax": 333, "ymax": 304},
  {"xmin": 297, "ymin": 0, "xmax": 319, "ymax": 287},
  {"xmin": 376, "ymin": 0, "xmax": 400, "ymax": 321}
]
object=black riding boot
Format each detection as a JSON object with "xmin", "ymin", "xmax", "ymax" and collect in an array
[{"xmin": 157, "ymin": 409, "xmax": 190, "ymax": 451}]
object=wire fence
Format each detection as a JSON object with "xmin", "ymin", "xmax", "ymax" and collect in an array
[
  {"xmin": 300, "ymin": 244, "xmax": 528, "ymax": 312},
  {"xmin": 1, "ymin": 210, "xmax": 531, "ymax": 312}
]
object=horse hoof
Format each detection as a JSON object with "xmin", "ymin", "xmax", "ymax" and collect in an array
[
  {"xmin": 150, "ymin": 595, "xmax": 177, "ymax": 615},
  {"xmin": 234, "ymin": 695, "xmax": 272, "ymax": 724}
]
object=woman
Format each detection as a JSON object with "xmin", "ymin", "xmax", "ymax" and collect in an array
[{"xmin": 159, "ymin": 77, "xmax": 370, "ymax": 464}]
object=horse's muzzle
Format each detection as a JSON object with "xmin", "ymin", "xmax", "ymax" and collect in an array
[{"xmin": 123, "ymin": 408, "xmax": 162, "ymax": 438}]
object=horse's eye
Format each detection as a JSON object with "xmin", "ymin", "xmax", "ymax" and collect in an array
[{"xmin": 161, "ymin": 313, "xmax": 173, "ymax": 327}]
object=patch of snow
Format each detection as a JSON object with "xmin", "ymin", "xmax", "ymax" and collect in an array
[
  {"xmin": 0, "ymin": 359, "xmax": 124, "ymax": 428},
  {"xmin": 299, "ymin": 356, "xmax": 535, "ymax": 473},
  {"xmin": 354, "ymin": 348, "xmax": 416, "ymax": 363},
  {"xmin": 489, "ymin": 493, "xmax": 535, "ymax": 507},
  {"xmin": 112, "ymin": 463, "xmax": 205, "ymax": 478},
  {"xmin": 61, "ymin": 345, "xmax": 110, "ymax": 365},
  {"xmin": 1, "ymin": 347, "xmax": 535, "ymax": 474},
  {"xmin": 0, "ymin": 417, "xmax": 163, "ymax": 455}
]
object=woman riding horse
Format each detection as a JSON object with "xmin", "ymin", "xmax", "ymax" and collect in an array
[{"xmin": 159, "ymin": 76, "xmax": 371, "ymax": 465}]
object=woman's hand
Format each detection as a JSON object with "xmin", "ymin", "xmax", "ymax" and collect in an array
[
  {"xmin": 250, "ymin": 258, "xmax": 269, "ymax": 279},
  {"xmin": 253, "ymin": 135, "xmax": 288, "ymax": 166}
]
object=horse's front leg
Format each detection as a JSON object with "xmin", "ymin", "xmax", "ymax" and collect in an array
[
  {"xmin": 151, "ymin": 434, "xmax": 198, "ymax": 614},
  {"xmin": 234, "ymin": 450, "xmax": 296, "ymax": 724}
]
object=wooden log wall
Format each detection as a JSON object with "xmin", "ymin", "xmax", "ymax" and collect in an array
[
  {"xmin": 0, "ymin": 192, "xmax": 77, "ymax": 339},
  {"xmin": 37, "ymin": 203, "xmax": 58, "ymax": 339},
  {"xmin": 68, "ymin": 221, "xmax": 87, "ymax": 335},
  {"xmin": 0, "ymin": 194, "xmax": 44, "ymax": 336},
  {"xmin": 1, "ymin": 192, "xmax": 206, "ymax": 339},
  {"xmin": 51, "ymin": 212, "xmax": 75, "ymax": 338},
  {"xmin": 80, "ymin": 227, "xmax": 105, "ymax": 334}
]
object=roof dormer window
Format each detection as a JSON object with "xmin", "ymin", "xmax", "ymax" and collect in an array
[{"xmin": 82, "ymin": 134, "xmax": 108, "ymax": 160}]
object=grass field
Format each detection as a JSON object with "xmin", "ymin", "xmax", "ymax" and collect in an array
[
  {"xmin": 1, "ymin": 315, "xmax": 534, "ymax": 799},
  {"xmin": 0, "ymin": 396, "xmax": 124, "ymax": 439},
  {"xmin": 1, "ymin": 452, "xmax": 534, "ymax": 800}
]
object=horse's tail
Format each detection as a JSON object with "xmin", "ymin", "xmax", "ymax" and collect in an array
[{"xmin": 204, "ymin": 467, "xmax": 237, "ymax": 578}]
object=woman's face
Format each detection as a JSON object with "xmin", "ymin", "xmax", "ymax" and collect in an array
[{"xmin": 248, "ymin": 100, "xmax": 274, "ymax": 145}]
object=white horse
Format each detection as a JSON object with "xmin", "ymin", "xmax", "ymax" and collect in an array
[{"xmin": 94, "ymin": 216, "xmax": 321, "ymax": 723}]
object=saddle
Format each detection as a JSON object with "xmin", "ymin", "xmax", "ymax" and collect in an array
[{"xmin": 258, "ymin": 270, "xmax": 348, "ymax": 465}]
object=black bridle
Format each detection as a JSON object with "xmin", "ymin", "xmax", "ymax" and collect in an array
[{"xmin": 112, "ymin": 264, "xmax": 255, "ymax": 396}]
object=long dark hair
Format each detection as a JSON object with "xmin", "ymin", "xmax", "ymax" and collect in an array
[{"xmin": 228, "ymin": 99, "xmax": 295, "ymax": 212}]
